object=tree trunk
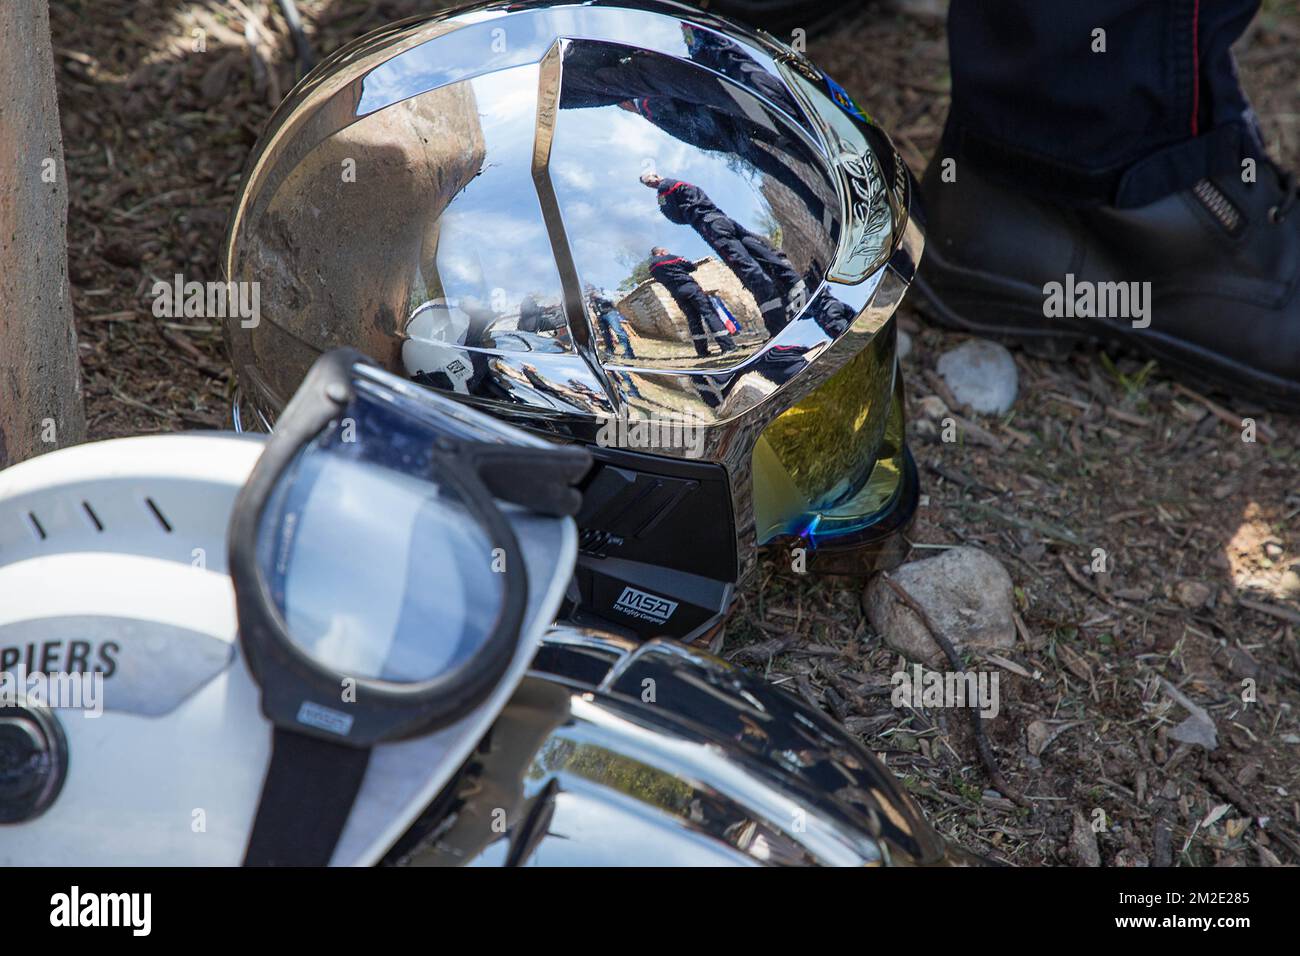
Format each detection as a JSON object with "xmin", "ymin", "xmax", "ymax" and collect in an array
[{"xmin": 0, "ymin": 0, "xmax": 86, "ymax": 467}]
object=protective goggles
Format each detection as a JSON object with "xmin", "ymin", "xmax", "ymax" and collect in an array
[{"xmin": 228, "ymin": 348, "xmax": 589, "ymax": 864}]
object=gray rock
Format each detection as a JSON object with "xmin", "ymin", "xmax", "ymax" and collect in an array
[
  {"xmin": 864, "ymin": 546, "xmax": 1016, "ymax": 665},
  {"xmin": 1070, "ymin": 810, "xmax": 1102, "ymax": 867},
  {"xmin": 936, "ymin": 339, "xmax": 1019, "ymax": 415},
  {"xmin": 898, "ymin": 328, "xmax": 913, "ymax": 361},
  {"xmin": 1174, "ymin": 580, "xmax": 1213, "ymax": 608},
  {"xmin": 1161, "ymin": 677, "xmax": 1218, "ymax": 751},
  {"xmin": 1169, "ymin": 715, "xmax": 1218, "ymax": 751}
]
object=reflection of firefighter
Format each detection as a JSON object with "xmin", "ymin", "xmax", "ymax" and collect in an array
[
  {"xmin": 802, "ymin": 260, "xmax": 855, "ymax": 338},
  {"xmin": 588, "ymin": 289, "xmax": 637, "ymax": 358},
  {"xmin": 679, "ymin": 25, "xmax": 802, "ymax": 119},
  {"xmin": 518, "ymin": 293, "xmax": 567, "ymax": 334},
  {"xmin": 641, "ymin": 173, "xmax": 804, "ymax": 336},
  {"xmin": 556, "ymin": 42, "xmax": 829, "ymax": 223},
  {"xmin": 648, "ymin": 247, "xmax": 736, "ymax": 357}
]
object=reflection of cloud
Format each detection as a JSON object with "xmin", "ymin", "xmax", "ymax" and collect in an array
[
  {"xmin": 479, "ymin": 81, "xmax": 538, "ymax": 130},
  {"xmin": 600, "ymin": 113, "xmax": 665, "ymax": 158},
  {"xmin": 437, "ymin": 207, "xmax": 558, "ymax": 310},
  {"xmin": 555, "ymin": 162, "xmax": 596, "ymax": 191},
  {"xmin": 438, "ymin": 250, "xmax": 484, "ymax": 285},
  {"xmin": 608, "ymin": 196, "xmax": 662, "ymax": 225},
  {"xmin": 428, "ymin": 66, "xmax": 564, "ymax": 314}
]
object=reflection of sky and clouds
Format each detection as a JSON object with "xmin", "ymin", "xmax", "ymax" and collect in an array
[
  {"xmin": 357, "ymin": 14, "xmax": 552, "ymax": 117},
  {"xmin": 427, "ymin": 65, "xmax": 567, "ymax": 317},
  {"xmin": 424, "ymin": 63, "xmax": 789, "ymax": 319},
  {"xmin": 416, "ymin": 22, "xmax": 821, "ymax": 326},
  {"xmin": 551, "ymin": 104, "xmax": 777, "ymax": 295}
]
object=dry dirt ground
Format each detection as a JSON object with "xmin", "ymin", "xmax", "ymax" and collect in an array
[{"xmin": 52, "ymin": 0, "xmax": 1300, "ymax": 865}]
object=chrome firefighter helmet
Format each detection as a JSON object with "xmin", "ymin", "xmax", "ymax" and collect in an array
[{"xmin": 224, "ymin": 0, "xmax": 923, "ymax": 641}]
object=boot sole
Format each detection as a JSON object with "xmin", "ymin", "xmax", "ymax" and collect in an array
[{"xmin": 913, "ymin": 247, "xmax": 1300, "ymax": 414}]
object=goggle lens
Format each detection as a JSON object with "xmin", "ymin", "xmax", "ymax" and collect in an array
[{"xmin": 256, "ymin": 369, "xmax": 509, "ymax": 685}]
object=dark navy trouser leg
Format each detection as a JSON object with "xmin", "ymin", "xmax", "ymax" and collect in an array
[
  {"xmin": 700, "ymin": 217, "xmax": 782, "ymax": 306},
  {"xmin": 945, "ymin": 0, "xmax": 1264, "ymax": 206}
]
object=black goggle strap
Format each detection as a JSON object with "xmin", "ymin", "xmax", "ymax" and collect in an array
[
  {"xmin": 462, "ymin": 443, "xmax": 591, "ymax": 517},
  {"xmin": 244, "ymin": 728, "xmax": 371, "ymax": 867}
]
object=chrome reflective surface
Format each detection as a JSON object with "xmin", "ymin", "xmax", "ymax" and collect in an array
[
  {"xmin": 224, "ymin": 0, "xmax": 921, "ymax": 587},
  {"xmin": 393, "ymin": 627, "xmax": 978, "ymax": 867}
]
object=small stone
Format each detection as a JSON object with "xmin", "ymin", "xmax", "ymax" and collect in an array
[
  {"xmin": 1160, "ymin": 678, "xmax": 1218, "ymax": 751},
  {"xmin": 898, "ymin": 328, "xmax": 913, "ymax": 361},
  {"xmin": 1211, "ymin": 480, "xmax": 1238, "ymax": 501},
  {"xmin": 1263, "ymin": 541, "xmax": 1284, "ymax": 559},
  {"xmin": 1174, "ymin": 580, "xmax": 1212, "ymax": 608},
  {"xmin": 936, "ymin": 339, "xmax": 1019, "ymax": 414},
  {"xmin": 1169, "ymin": 714, "xmax": 1218, "ymax": 751},
  {"xmin": 864, "ymin": 546, "xmax": 1016, "ymax": 665},
  {"xmin": 1069, "ymin": 811, "xmax": 1101, "ymax": 867},
  {"xmin": 917, "ymin": 394, "xmax": 949, "ymax": 420},
  {"xmin": 1279, "ymin": 568, "xmax": 1300, "ymax": 599}
]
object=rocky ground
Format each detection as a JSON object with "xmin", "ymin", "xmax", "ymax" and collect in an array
[{"xmin": 51, "ymin": 0, "xmax": 1300, "ymax": 865}]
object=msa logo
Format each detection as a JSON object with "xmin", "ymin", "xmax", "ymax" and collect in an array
[{"xmin": 613, "ymin": 586, "xmax": 678, "ymax": 624}]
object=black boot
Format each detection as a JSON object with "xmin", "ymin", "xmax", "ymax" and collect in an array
[{"xmin": 915, "ymin": 158, "xmax": 1300, "ymax": 410}]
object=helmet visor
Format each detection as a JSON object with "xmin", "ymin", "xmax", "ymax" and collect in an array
[{"xmin": 752, "ymin": 323, "xmax": 907, "ymax": 548}]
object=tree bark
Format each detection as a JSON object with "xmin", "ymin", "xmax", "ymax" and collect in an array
[{"xmin": 0, "ymin": 0, "xmax": 86, "ymax": 467}]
